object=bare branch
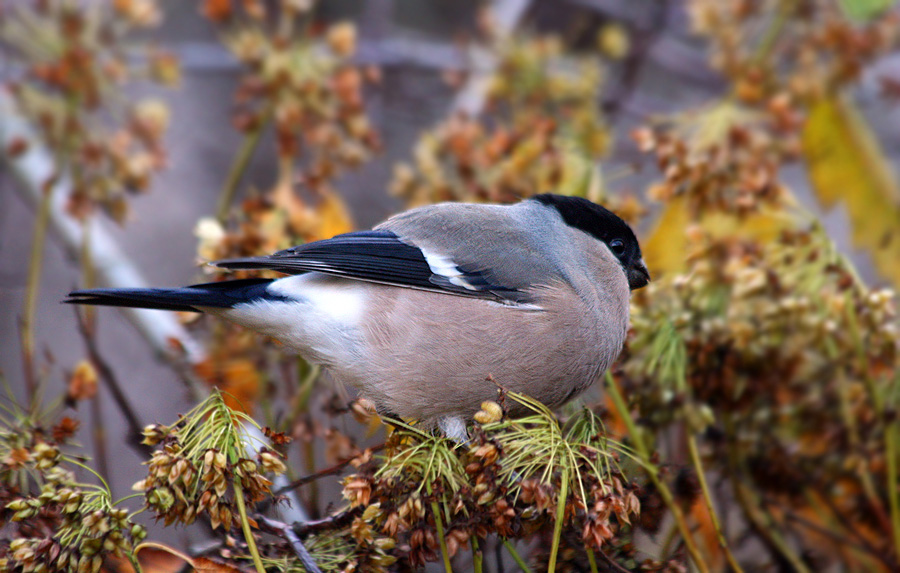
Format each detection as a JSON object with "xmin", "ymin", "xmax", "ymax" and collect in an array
[{"xmin": 256, "ymin": 515, "xmax": 323, "ymax": 573}]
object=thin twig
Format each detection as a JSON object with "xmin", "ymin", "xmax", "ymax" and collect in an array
[
  {"xmin": 604, "ymin": 373, "xmax": 708, "ymax": 572},
  {"xmin": 293, "ymin": 507, "xmax": 362, "ymax": 538},
  {"xmin": 782, "ymin": 506, "xmax": 897, "ymax": 570},
  {"xmin": 503, "ymin": 539, "xmax": 531, "ymax": 573},
  {"xmin": 215, "ymin": 106, "xmax": 272, "ymax": 222},
  {"xmin": 594, "ymin": 546, "xmax": 631, "ymax": 573},
  {"xmin": 686, "ymin": 434, "xmax": 743, "ymax": 572},
  {"xmin": 274, "ymin": 444, "xmax": 385, "ymax": 496},
  {"xmin": 74, "ymin": 309, "xmax": 149, "ymax": 455},
  {"xmin": 257, "ymin": 514, "xmax": 322, "ymax": 573},
  {"xmin": 20, "ymin": 177, "xmax": 53, "ymax": 402}
]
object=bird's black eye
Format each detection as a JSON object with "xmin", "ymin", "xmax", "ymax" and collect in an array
[{"xmin": 609, "ymin": 239, "xmax": 626, "ymax": 256}]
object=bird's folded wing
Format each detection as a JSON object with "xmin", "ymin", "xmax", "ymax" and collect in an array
[{"xmin": 212, "ymin": 230, "xmax": 530, "ymax": 303}]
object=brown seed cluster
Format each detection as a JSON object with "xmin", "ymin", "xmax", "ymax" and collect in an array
[
  {"xmin": 623, "ymin": 226, "xmax": 899, "ymax": 567},
  {"xmin": 134, "ymin": 423, "xmax": 285, "ymax": 531},
  {"xmin": 0, "ymin": 0, "xmax": 174, "ymax": 223},
  {"xmin": 390, "ymin": 35, "xmax": 610, "ymax": 206},
  {"xmin": 6, "ymin": 502, "xmax": 146, "ymax": 573},
  {"xmin": 631, "ymin": 104, "xmax": 794, "ymax": 217},
  {"xmin": 634, "ymin": 0, "xmax": 899, "ymax": 221},
  {"xmin": 688, "ymin": 0, "xmax": 900, "ymax": 102},
  {"xmin": 329, "ymin": 406, "xmax": 647, "ymax": 571},
  {"xmin": 209, "ymin": 3, "xmax": 380, "ymax": 186},
  {"xmin": 1, "ymin": 420, "xmax": 145, "ymax": 573}
]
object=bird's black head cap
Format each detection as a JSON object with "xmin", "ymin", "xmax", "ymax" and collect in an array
[{"xmin": 532, "ymin": 193, "xmax": 650, "ymax": 290}]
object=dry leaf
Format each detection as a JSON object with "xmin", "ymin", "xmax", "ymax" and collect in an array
[
  {"xmin": 201, "ymin": 0, "xmax": 232, "ymax": 23},
  {"xmin": 193, "ymin": 557, "xmax": 247, "ymax": 572},
  {"xmin": 802, "ymin": 95, "xmax": 900, "ymax": 287},
  {"xmin": 104, "ymin": 543, "xmax": 190, "ymax": 573},
  {"xmin": 68, "ymin": 359, "xmax": 98, "ymax": 403},
  {"xmin": 195, "ymin": 358, "xmax": 260, "ymax": 413},
  {"xmin": 324, "ymin": 427, "xmax": 359, "ymax": 465}
]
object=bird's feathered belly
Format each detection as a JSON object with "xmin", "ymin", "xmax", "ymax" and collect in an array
[{"xmin": 349, "ymin": 281, "xmax": 626, "ymax": 424}]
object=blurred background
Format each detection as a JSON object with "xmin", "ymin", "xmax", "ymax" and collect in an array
[{"xmin": 1, "ymin": 0, "xmax": 900, "ymax": 571}]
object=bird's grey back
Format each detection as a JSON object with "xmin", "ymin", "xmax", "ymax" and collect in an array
[{"xmin": 376, "ymin": 200, "xmax": 581, "ymax": 295}]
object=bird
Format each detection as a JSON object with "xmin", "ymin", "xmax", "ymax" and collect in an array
[{"xmin": 65, "ymin": 193, "xmax": 649, "ymax": 440}]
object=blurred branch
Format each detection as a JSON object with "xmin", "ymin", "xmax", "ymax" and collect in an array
[
  {"xmin": 779, "ymin": 499, "xmax": 898, "ymax": 569},
  {"xmin": 293, "ymin": 507, "xmax": 361, "ymax": 538},
  {"xmin": 74, "ymin": 308, "xmax": 150, "ymax": 456},
  {"xmin": 0, "ymin": 89, "xmax": 206, "ymax": 368},
  {"xmin": 601, "ymin": 0, "xmax": 669, "ymax": 120},
  {"xmin": 215, "ymin": 105, "xmax": 272, "ymax": 222},
  {"xmin": 0, "ymin": 88, "xmax": 308, "ymax": 524},
  {"xmin": 452, "ymin": 0, "xmax": 532, "ymax": 116},
  {"xmin": 604, "ymin": 373, "xmax": 708, "ymax": 572}
]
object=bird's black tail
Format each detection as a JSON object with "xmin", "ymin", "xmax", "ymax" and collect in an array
[{"xmin": 64, "ymin": 278, "xmax": 275, "ymax": 312}]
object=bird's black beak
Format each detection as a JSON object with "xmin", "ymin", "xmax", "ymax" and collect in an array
[{"xmin": 627, "ymin": 259, "xmax": 650, "ymax": 290}]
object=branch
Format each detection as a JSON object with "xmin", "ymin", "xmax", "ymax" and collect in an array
[
  {"xmin": 0, "ymin": 89, "xmax": 308, "ymax": 524},
  {"xmin": 256, "ymin": 514, "xmax": 323, "ymax": 573},
  {"xmin": 274, "ymin": 444, "xmax": 385, "ymax": 496},
  {"xmin": 74, "ymin": 308, "xmax": 150, "ymax": 456},
  {"xmin": 292, "ymin": 507, "xmax": 362, "ymax": 538},
  {"xmin": 0, "ymin": 89, "xmax": 206, "ymax": 368},
  {"xmin": 451, "ymin": 0, "xmax": 532, "ymax": 116}
]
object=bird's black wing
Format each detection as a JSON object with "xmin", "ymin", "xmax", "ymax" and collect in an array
[{"xmin": 212, "ymin": 230, "xmax": 528, "ymax": 303}]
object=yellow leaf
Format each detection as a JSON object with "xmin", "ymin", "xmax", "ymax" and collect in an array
[
  {"xmin": 311, "ymin": 189, "xmax": 355, "ymax": 241},
  {"xmin": 643, "ymin": 195, "xmax": 798, "ymax": 276},
  {"xmin": 642, "ymin": 195, "xmax": 692, "ymax": 275},
  {"xmin": 803, "ymin": 95, "xmax": 900, "ymax": 287}
]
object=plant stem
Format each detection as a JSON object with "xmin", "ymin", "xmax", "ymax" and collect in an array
[
  {"xmin": 127, "ymin": 552, "xmax": 144, "ymax": 573},
  {"xmin": 733, "ymin": 477, "xmax": 810, "ymax": 573},
  {"xmin": 233, "ymin": 478, "xmax": 266, "ymax": 573},
  {"xmin": 886, "ymin": 411, "xmax": 900, "ymax": 556},
  {"xmin": 215, "ymin": 107, "xmax": 272, "ymax": 222},
  {"xmin": 548, "ymin": 470, "xmax": 568, "ymax": 573},
  {"xmin": 503, "ymin": 539, "xmax": 532, "ymax": 573},
  {"xmin": 471, "ymin": 535, "xmax": 483, "ymax": 573},
  {"xmin": 605, "ymin": 374, "xmax": 708, "ymax": 572},
  {"xmin": 723, "ymin": 417, "xmax": 810, "ymax": 573},
  {"xmin": 753, "ymin": 0, "xmax": 796, "ymax": 62},
  {"xmin": 426, "ymin": 482, "xmax": 452, "ymax": 573},
  {"xmin": 586, "ymin": 547, "xmax": 599, "ymax": 573},
  {"xmin": 91, "ymin": 390, "xmax": 111, "ymax": 483},
  {"xmin": 686, "ymin": 434, "xmax": 744, "ymax": 572},
  {"xmin": 21, "ymin": 180, "xmax": 53, "ymax": 402}
]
